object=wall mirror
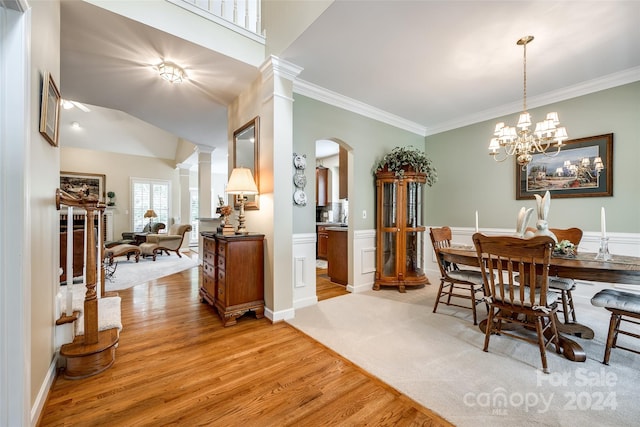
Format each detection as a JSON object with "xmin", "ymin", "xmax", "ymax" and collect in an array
[{"xmin": 232, "ymin": 116, "xmax": 260, "ymax": 210}]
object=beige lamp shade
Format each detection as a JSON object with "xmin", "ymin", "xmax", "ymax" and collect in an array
[
  {"xmin": 226, "ymin": 167, "xmax": 258, "ymax": 195},
  {"xmin": 144, "ymin": 209, "xmax": 157, "ymax": 219}
]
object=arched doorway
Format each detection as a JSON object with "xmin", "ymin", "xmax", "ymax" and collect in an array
[{"xmin": 315, "ymin": 139, "xmax": 351, "ymax": 300}]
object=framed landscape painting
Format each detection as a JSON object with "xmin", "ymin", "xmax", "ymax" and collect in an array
[
  {"xmin": 39, "ymin": 72, "xmax": 61, "ymax": 147},
  {"xmin": 60, "ymin": 172, "xmax": 106, "ymax": 202},
  {"xmin": 516, "ymin": 134, "xmax": 613, "ymax": 200}
]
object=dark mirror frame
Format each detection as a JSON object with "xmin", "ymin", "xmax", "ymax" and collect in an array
[{"xmin": 232, "ymin": 116, "xmax": 260, "ymax": 210}]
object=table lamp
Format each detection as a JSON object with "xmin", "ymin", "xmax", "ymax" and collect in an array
[
  {"xmin": 144, "ymin": 209, "xmax": 157, "ymax": 226},
  {"xmin": 226, "ymin": 167, "xmax": 258, "ymax": 234}
]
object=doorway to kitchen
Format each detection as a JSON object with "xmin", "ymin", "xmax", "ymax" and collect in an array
[{"xmin": 315, "ymin": 139, "xmax": 350, "ymax": 301}]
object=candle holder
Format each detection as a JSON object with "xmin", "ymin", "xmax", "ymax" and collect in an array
[{"xmin": 595, "ymin": 237, "xmax": 612, "ymax": 261}]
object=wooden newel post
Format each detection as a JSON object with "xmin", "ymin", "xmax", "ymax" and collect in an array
[
  {"xmin": 57, "ymin": 188, "xmax": 119, "ymax": 379},
  {"xmin": 83, "ymin": 206, "xmax": 99, "ymax": 344}
]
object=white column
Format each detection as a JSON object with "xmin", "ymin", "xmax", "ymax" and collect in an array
[
  {"xmin": 196, "ymin": 146, "xmax": 214, "ymax": 256},
  {"xmin": 197, "ymin": 146, "xmax": 213, "ymax": 220},
  {"xmin": 178, "ymin": 165, "xmax": 191, "ymax": 247},
  {"xmin": 259, "ymin": 56, "xmax": 303, "ymax": 320}
]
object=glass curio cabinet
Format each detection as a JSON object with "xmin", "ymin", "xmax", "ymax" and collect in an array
[{"xmin": 374, "ymin": 170, "xmax": 429, "ymax": 292}]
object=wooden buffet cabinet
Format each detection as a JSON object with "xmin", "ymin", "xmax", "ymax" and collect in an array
[{"xmin": 200, "ymin": 232, "xmax": 265, "ymax": 326}]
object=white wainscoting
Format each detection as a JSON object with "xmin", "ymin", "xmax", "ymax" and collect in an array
[
  {"xmin": 424, "ymin": 227, "xmax": 640, "ymax": 301},
  {"xmin": 349, "ymin": 229, "xmax": 377, "ymax": 293},
  {"xmin": 292, "ymin": 233, "xmax": 318, "ymax": 309},
  {"xmin": 291, "ymin": 229, "xmax": 378, "ymax": 309}
]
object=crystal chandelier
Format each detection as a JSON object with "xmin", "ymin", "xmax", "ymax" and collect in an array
[{"xmin": 489, "ymin": 36, "xmax": 568, "ymax": 168}]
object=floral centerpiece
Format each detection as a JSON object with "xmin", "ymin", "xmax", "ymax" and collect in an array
[
  {"xmin": 374, "ymin": 145, "xmax": 438, "ymax": 186},
  {"xmin": 554, "ymin": 240, "xmax": 576, "ymax": 257}
]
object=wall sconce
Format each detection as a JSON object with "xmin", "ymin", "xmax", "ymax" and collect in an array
[{"xmin": 226, "ymin": 167, "xmax": 258, "ymax": 234}]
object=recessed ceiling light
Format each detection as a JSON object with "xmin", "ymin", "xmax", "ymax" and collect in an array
[
  {"xmin": 157, "ymin": 61, "xmax": 187, "ymax": 84},
  {"xmin": 71, "ymin": 121, "xmax": 81, "ymax": 129}
]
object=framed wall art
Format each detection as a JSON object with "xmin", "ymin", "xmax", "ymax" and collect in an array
[
  {"xmin": 60, "ymin": 172, "xmax": 106, "ymax": 202},
  {"xmin": 516, "ymin": 133, "xmax": 613, "ymax": 200},
  {"xmin": 39, "ymin": 71, "xmax": 61, "ymax": 147}
]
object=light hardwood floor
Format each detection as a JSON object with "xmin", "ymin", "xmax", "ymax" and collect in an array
[
  {"xmin": 316, "ymin": 266, "xmax": 350, "ymax": 301},
  {"xmin": 38, "ymin": 260, "xmax": 451, "ymax": 426}
]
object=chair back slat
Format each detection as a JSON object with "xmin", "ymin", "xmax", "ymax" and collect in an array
[
  {"xmin": 473, "ymin": 233, "xmax": 554, "ymax": 309},
  {"xmin": 429, "ymin": 227, "xmax": 453, "ymax": 275}
]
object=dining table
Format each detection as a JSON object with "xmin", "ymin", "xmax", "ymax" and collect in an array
[{"xmin": 437, "ymin": 245, "xmax": 640, "ymax": 362}]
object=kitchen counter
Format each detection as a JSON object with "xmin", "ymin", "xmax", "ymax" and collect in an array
[
  {"xmin": 316, "ymin": 223, "xmax": 348, "ymax": 261},
  {"xmin": 327, "ymin": 228, "xmax": 348, "ymax": 285},
  {"xmin": 316, "ymin": 222, "xmax": 348, "ymax": 227}
]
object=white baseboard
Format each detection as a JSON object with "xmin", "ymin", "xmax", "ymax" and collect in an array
[
  {"xmin": 265, "ymin": 306, "xmax": 295, "ymax": 323},
  {"xmin": 31, "ymin": 356, "xmax": 58, "ymax": 426}
]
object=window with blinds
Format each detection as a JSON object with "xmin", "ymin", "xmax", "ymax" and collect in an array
[{"xmin": 131, "ymin": 178, "xmax": 170, "ymax": 232}]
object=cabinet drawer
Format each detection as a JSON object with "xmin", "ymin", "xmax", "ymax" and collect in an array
[
  {"xmin": 217, "ymin": 256, "xmax": 226, "ymax": 270},
  {"xmin": 217, "ymin": 241, "xmax": 227, "ymax": 256},
  {"xmin": 203, "ymin": 238, "xmax": 216, "ymax": 252},
  {"xmin": 202, "ymin": 261, "xmax": 215, "ymax": 277},
  {"xmin": 203, "ymin": 250, "xmax": 215, "ymax": 265},
  {"xmin": 203, "ymin": 274, "xmax": 215, "ymax": 293}
]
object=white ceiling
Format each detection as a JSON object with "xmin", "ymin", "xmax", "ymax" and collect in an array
[{"xmin": 59, "ymin": 1, "xmax": 640, "ymax": 168}]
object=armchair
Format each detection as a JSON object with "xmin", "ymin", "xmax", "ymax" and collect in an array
[{"xmin": 140, "ymin": 224, "xmax": 192, "ymax": 260}]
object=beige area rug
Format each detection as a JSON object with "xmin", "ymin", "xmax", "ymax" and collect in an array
[
  {"xmin": 105, "ymin": 252, "xmax": 198, "ymax": 291},
  {"xmin": 287, "ymin": 275, "xmax": 640, "ymax": 427}
]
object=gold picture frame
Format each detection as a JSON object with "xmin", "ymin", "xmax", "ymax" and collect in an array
[
  {"xmin": 60, "ymin": 171, "xmax": 106, "ymax": 202},
  {"xmin": 39, "ymin": 71, "xmax": 61, "ymax": 147},
  {"xmin": 516, "ymin": 133, "xmax": 613, "ymax": 199}
]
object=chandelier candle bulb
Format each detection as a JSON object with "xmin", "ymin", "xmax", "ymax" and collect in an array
[{"xmin": 601, "ymin": 207, "xmax": 607, "ymax": 239}]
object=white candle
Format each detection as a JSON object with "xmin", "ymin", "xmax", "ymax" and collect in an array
[
  {"xmin": 601, "ymin": 207, "xmax": 606, "ymax": 239},
  {"xmin": 475, "ymin": 210, "xmax": 479, "ymax": 233}
]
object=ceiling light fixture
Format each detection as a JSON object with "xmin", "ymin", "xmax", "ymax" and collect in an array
[
  {"xmin": 71, "ymin": 121, "xmax": 81, "ymax": 129},
  {"xmin": 489, "ymin": 36, "xmax": 568, "ymax": 168},
  {"xmin": 157, "ymin": 61, "xmax": 187, "ymax": 84}
]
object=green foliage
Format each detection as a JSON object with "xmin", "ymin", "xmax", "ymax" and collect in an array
[{"xmin": 374, "ymin": 145, "xmax": 438, "ymax": 186}]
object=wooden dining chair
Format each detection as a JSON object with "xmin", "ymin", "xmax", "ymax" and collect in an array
[
  {"xmin": 548, "ymin": 227, "xmax": 583, "ymax": 324},
  {"xmin": 591, "ymin": 288, "xmax": 640, "ymax": 365},
  {"xmin": 523, "ymin": 227, "xmax": 583, "ymax": 324},
  {"xmin": 473, "ymin": 233, "xmax": 561, "ymax": 373},
  {"xmin": 430, "ymin": 227, "xmax": 486, "ymax": 325}
]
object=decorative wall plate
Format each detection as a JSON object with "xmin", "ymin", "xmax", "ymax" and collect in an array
[
  {"xmin": 293, "ymin": 189, "xmax": 307, "ymax": 206},
  {"xmin": 293, "ymin": 173, "xmax": 307, "ymax": 188},
  {"xmin": 293, "ymin": 154, "xmax": 307, "ymax": 170}
]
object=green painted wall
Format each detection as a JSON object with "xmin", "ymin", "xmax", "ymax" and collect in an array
[
  {"xmin": 425, "ymin": 81, "xmax": 640, "ymax": 233},
  {"xmin": 292, "ymin": 94, "xmax": 426, "ymax": 233}
]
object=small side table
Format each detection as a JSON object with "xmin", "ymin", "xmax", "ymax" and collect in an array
[{"xmin": 133, "ymin": 233, "xmax": 148, "ymax": 245}]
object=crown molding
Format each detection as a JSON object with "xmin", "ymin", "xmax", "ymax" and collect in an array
[
  {"xmin": 293, "ymin": 79, "xmax": 427, "ymax": 137},
  {"xmin": 293, "ymin": 66, "xmax": 640, "ymax": 139},
  {"xmin": 425, "ymin": 66, "xmax": 640, "ymax": 136},
  {"xmin": 261, "ymin": 55, "xmax": 304, "ymax": 82}
]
